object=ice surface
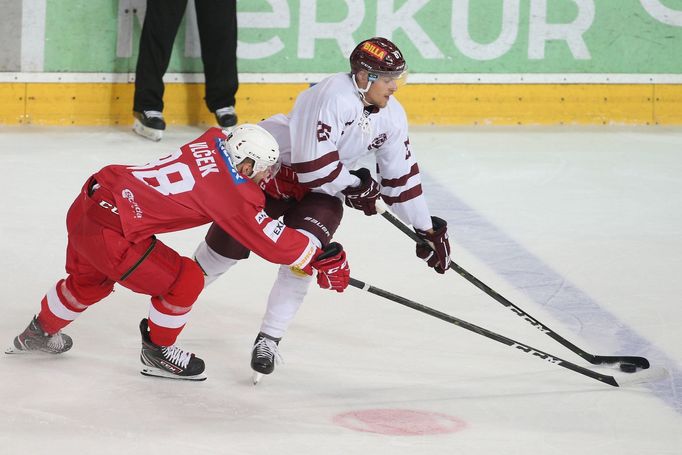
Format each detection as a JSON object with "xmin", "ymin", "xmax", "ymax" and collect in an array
[{"xmin": 1, "ymin": 125, "xmax": 680, "ymax": 454}]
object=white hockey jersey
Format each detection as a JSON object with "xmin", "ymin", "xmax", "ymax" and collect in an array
[{"xmin": 259, "ymin": 72, "xmax": 433, "ymax": 231}]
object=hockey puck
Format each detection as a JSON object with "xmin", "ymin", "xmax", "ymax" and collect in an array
[{"xmin": 620, "ymin": 363, "xmax": 637, "ymax": 373}]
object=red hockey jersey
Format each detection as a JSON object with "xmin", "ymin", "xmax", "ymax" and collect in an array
[{"xmin": 94, "ymin": 128, "xmax": 318, "ymax": 269}]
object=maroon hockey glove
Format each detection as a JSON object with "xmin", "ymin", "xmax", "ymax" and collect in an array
[
  {"xmin": 312, "ymin": 242, "xmax": 350, "ymax": 292},
  {"xmin": 415, "ymin": 216, "xmax": 451, "ymax": 274},
  {"xmin": 342, "ymin": 168, "xmax": 381, "ymax": 216}
]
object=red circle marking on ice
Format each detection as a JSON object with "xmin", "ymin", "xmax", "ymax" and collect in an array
[{"xmin": 332, "ymin": 409, "xmax": 467, "ymax": 436}]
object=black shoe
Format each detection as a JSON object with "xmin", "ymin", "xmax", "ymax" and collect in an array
[
  {"xmin": 133, "ymin": 110, "xmax": 166, "ymax": 141},
  {"xmin": 6, "ymin": 315, "xmax": 73, "ymax": 354},
  {"xmin": 139, "ymin": 319, "xmax": 206, "ymax": 381},
  {"xmin": 251, "ymin": 332, "xmax": 281, "ymax": 384},
  {"xmin": 215, "ymin": 106, "xmax": 237, "ymax": 128}
]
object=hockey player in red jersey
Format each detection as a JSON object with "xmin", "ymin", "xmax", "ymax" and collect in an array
[
  {"xmin": 193, "ymin": 37, "xmax": 451, "ymax": 384},
  {"xmin": 6, "ymin": 124, "xmax": 350, "ymax": 381}
]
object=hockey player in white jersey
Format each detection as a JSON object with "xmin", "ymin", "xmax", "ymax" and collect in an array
[{"xmin": 194, "ymin": 37, "xmax": 451, "ymax": 383}]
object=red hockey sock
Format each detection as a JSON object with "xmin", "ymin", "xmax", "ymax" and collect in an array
[
  {"xmin": 147, "ymin": 297, "xmax": 191, "ymax": 346},
  {"xmin": 37, "ymin": 280, "xmax": 88, "ymax": 335},
  {"xmin": 146, "ymin": 257, "xmax": 203, "ymax": 346}
]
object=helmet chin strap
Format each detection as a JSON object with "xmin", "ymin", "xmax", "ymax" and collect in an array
[{"xmin": 352, "ymin": 73, "xmax": 373, "ymax": 106}]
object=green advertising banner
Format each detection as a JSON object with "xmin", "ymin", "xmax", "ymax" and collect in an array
[{"xmin": 35, "ymin": 0, "xmax": 682, "ymax": 74}]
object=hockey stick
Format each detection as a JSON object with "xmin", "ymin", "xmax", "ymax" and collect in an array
[
  {"xmin": 349, "ymin": 277, "xmax": 663, "ymax": 388},
  {"xmin": 374, "ymin": 200, "xmax": 649, "ymax": 370}
]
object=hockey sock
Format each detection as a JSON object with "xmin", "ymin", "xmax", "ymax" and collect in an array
[
  {"xmin": 193, "ymin": 241, "xmax": 239, "ymax": 287},
  {"xmin": 38, "ymin": 280, "xmax": 90, "ymax": 335},
  {"xmin": 260, "ymin": 265, "xmax": 313, "ymax": 338},
  {"xmin": 147, "ymin": 257, "xmax": 203, "ymax": 346},
  {"xmin": 147, "ymin": 297, "xmax": 192, "ymax": 346}
]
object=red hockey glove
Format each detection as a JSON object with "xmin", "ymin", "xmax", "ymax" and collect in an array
[
  {"xmin": 415, "ymin": 216, "xmax": 451, "ymax": 274},
  {"xmin": 262, "ymin": 164, "xmax": 310, "ymax": 201},
  {"xmin": 342, "ymin": 168, "xmax": 381, "ymax": 216},
  {"xmin": 311, "ymin": 242, "xmax": 350, "ymax": 292}
]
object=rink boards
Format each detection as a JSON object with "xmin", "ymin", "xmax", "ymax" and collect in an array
[{"xmin": 1, "ymin": 80, "xmax": 681, "ymax": 126}]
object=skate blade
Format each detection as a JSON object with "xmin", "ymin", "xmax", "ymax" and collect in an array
[
  {"xmin": 141, "ymin": 366, "xmax": 207, "ymax": 381},
  {"xmin": 252, "ymin": 371, "xmax": 264, "ymax": 385},
  {"xmin": 5, "ymin": 345, "xmax": 69, "ymax": 355},
  {"xmin": 133, "ymin": 119, "xmax": 163, "ymax": 142},
  {"xmin": 5, "ymin": 345, "xmax": 26, "ymax": 354}
]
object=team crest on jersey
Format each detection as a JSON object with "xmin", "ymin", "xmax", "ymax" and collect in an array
[
  {"xmin": 215, "ymin": 138, "xmax": 247, "ymax": 185},
  {"xmin": 368, "ymin": 133, "xmax": 387, "ymax": 150}
]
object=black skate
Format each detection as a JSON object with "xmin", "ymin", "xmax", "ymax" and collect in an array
[
  {"xmin": 5, "ymin": 315, "xmax": 73, "ymax": 355},
  {"xmin": 251, "ymin": 332, "xmax": 282, "ymax": 385},
  {"xmin": 139, "ymin": 319, "xmax": 206, "ymax": 381},
  {"xmin": 133, "ymin": 110, "xmax": 165, "ymax": 142},
  {"xmin": 215, "ymin": 106, "xmax": 237, "ymax": 128}
]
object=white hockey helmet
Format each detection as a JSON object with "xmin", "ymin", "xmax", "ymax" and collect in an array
[{"xmin": 221, "ymin": 124, "xmax": 280, "ymax": 178}]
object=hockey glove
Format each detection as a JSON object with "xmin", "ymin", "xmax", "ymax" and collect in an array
[
  {"xmin": 341, "ymin": 168, "xmax": 381, "ymax": 216},
  {"xmin": 261, "ymin": 164, "xmax": 310, "ymax": 201},
  {"xmin": 311, "ymin": 242, "xmax": 350, "ymax": 292},
  {"xmin": 415, "ymin": 216, "xmax": 451, "ymax": 274}
]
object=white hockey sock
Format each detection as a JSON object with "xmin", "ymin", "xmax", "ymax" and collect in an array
[
  {"xmin": 193, "ymin": 241, "xmax": 239, "ymax": 287},
  {"xmin": 259, "ymin": 265, "xmax": 313, "ymax": 339}
]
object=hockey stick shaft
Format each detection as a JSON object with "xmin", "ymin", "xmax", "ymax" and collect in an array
[
  {"xmin": 374, "ymin": 200, "xmax": 649, "ymax": 369},
  {"xmin": 349, "ymin": 277, "xmax": 621, "ymax": 387}
]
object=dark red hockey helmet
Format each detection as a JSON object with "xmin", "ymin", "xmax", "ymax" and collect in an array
[{"xmin": 349, "ymin": 37, "xmax": 407, "ymax": 78}]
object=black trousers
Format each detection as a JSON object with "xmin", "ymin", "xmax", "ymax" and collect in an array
[{"xmin": 133, "ymin": 0, "xmax": 238, "ymax": 113}]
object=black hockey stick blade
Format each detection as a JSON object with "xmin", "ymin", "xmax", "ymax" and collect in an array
[
  {"xmin": 374, "ymin": 201, "xmax": 650, "ymax": 371},
  {"xmin": 590, "ymin": 355, "xmax": 650, "ymax": 369},
  {"xmin": 349, "ymin": 277, "xmax": 624, "ymax": 387}
]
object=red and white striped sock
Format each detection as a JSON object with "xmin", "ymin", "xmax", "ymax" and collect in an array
[
  {"xmin": 37, "ymin": 279, "xmax": 89, "ymax": 335},
  {"xmin": 146, "ymin": 296, "xmax": 192, "ymax": 346}
]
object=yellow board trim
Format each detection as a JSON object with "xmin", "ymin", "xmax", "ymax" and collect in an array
[
  {"xmin": 0, "ymin": 84, "xmax": 27, "ymax": 124},
  {"xmin": 0, "ymin": 83, "xmax": 680, "ymax": 125}
]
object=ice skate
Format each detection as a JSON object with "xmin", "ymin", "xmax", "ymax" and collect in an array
[
  {"xmin": 5, "ymin": 315, "xmax": 73, "ymax": 354},
  {"xmin": 133, "ymin": 110, "xmax": 165, "ymax": 141},
  {"xmin": 251, "ymin": 333, "xmax": 282, "ymax": 385},
  {"xmin": 139, "ymin": 319, "xmax": 206, "ymax": 381},
  {"xmin": 215, "ymin": 106, "xmax": 237, "ymax": 129}
]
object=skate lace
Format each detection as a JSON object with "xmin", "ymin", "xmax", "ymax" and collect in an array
[
  {"xmin": 46, "ymin": 333, "xmax": 66, "ymax": 350},
  {"xmin": 143, "ymin": 110, "xmax": 163, "ymax": 119},
  {"xmin": 162, "ymin": 345, "xmax": 192, "ymax": 368},
  {"xmin": 254, "ymin": 338, "xmax": 283, "ymax": 365}
]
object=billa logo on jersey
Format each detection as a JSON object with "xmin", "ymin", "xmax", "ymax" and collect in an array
[{"xmin": 361, "ymin": 42, "xmax": 387, "ymax": 60}]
